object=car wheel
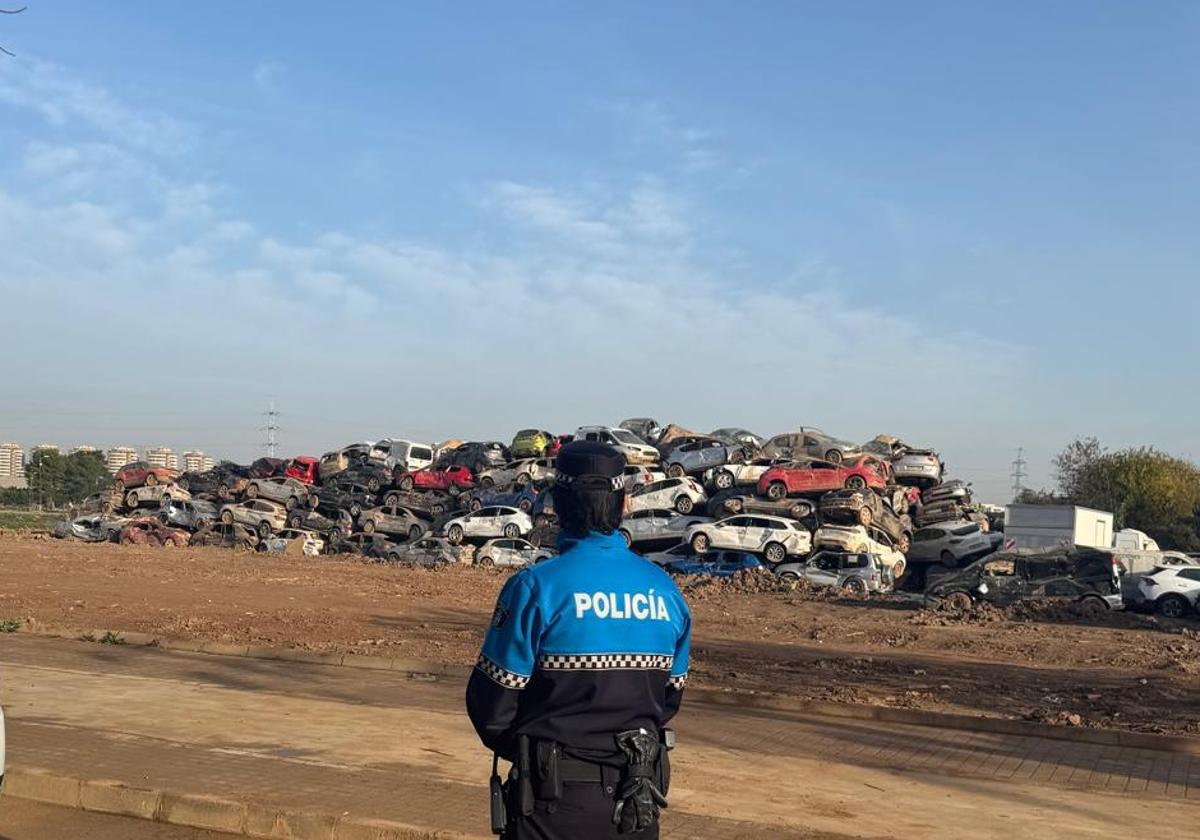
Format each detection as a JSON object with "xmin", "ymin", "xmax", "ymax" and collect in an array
[
  {"xmin": 857, "ymin": 507, "xmax": 872, "ymax": 527},
  {"xmin": 246, "ymin": 484, "xmax": 259, "ymax": 499},
  {"xmin": 285, "ymin": 496, "xmax": 298, "ymax": 511},
  {"xmin": 519, "ymin": 499, "xmax": 533, "ymax": 513},
  {"xmin": 690, "ymin": 533, "xmax": 710, "ymax": 553},
  {"xmin": 470, "ymin": 498, "xmax": 483, "ymax": 512},
  {"xmin": 1078, "ymin": 595, "xmax": 1109, "ymax": 616},
  {"xmin": 667, "ymin": 464, "xmax": 685, "ymax": 478},
  {"xmin": 779, "ymin": 571, "xmax": 800, "ymax": 584},
  {"xmin": 399, "ymin": 477, "xmax": 414, "ymax": 491},
  {"xmin": 503, "ymin": 523, "xmax": 520, "ymax": 538},
  {"xmin": 898, "ymin": 533, "xmax": 912, "ymax": 553},
  {"xmin": 515, "ymin": 474, "xmax": 530, "ymax": 488},
  {"xmin": 350, "ymin": 503, "xmax": 362, "ymax": 518},
  {"xmin": 845, "ymin": 475, "xmax": 867, "ymax": 490},
  {"xmin": 766, "ymin": 482, "xmax": 787, "ymax": 501},
  {"xmin": 367, "ymin": 477, "xmax": 380, "ymax": 493},
  {"xmin": 432, "ymin": 503, "xmax": 445, "ymax": 516},
  {"xmin": 289, "ymin": 514, "xmax": 302, "ymax": 529},
  {"xmin": 946, "ymin": 591, "xmax": 973, "ymax": 610},
  {"xmin": 674, "ymin": 495, "xmax": 694, "ymax": 514},
  {"xmin": 217, "ymin": 484, "xmax": 231, "ymax": 500},
  {"xmin": 480, "ymin": 476, "xmax": 494, "ymax": 489},
  {"xmin": 383, "ymin": 492, "xmax": 399, "ymax": 507},
  {"xmin": 257, "ymin": 522, "xmax": 272, "ymax": 539},
  {"xmin": 408, "ymin": 524, "xmax": 422, "ymax": 541},
  {"xmin": 726, "ymin": 496, "xmax": 745, "ymax": 513},
  {"xmin": 842, "ymin": 576, "xmax": 868, "ymax": 596},
  {"xmin": 620, "ymin": 529, "xmax": 633, "ymax": 548},
  {"xmin": 714, "ymin": 470, "xmax": 735, "ymax": 490},
  {"xmin": 145, "ymin": 473, "xmax": 159, "ymax": 486},
  {"xmin": 221, "ymin": 511, "xmax": 234, "ymax": 525},
  {"xmin": 388, "ymin": 552, "xmax": 402, "ymax": 564},
  {"xmin": 478, "ymin": 555, "xmax": 494, "ymax": 566},
  {"xmin": 1158, "ymin": 594, "xmax": 1189, "ymax": 619},
  {"xmin": 892, "ymin": 559, "xmax": 907, "ymax": 579},
  {"xmin": 824, "ymin": 450, "xmax": 844, "ymax": 465},
  {"xmin": 447, "ymin": 525, "xmax": 464, "ymax": 545},
  {"xmin": 940, "ymin": 550, "xmax": 957, "ymax": 568},
  {"xmin": 363, "ymin": 520, "xmax": 376, "ymax": 534},
  {"xmin": 764, "ymin": 542, "xmax": 786, "ymax": 564},
  {"xmin": 125, "ymin": 491, "xmax": 138, "ymax": 508}
]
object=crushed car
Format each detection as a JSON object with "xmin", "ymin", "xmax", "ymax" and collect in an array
[
  {"xmin": 358, "ymin": 505, "xmax": 425, "ymax": 541},
  {"xmin": 758, "ymin": 456, "xmax": 890, "ymax": 500},
  {"xmin": 775, "ymin": 550, "xmax": 896, "ymax": 596},
  {"xmin": 924, "ymin": 548, "xmax": 1126, "ymax": 613},
  {"xmin": 626, "ymin": 477, "xmax": 707, "ymax": 515},
  {"xmin": 115, "ymin": 461, "xmax": 179, "ymax": 489},
  {"xmin": 244, "ymin": 476, "xmax": 314, "ymax": 511},
  {"xmin": 618, "ymin": 509, "xmax": 710, "ymax": 547},
  {"xmin": 441, "ymin": 506, "xmax": 533, "ymax": 544},
  {"xmin": 685, "ymin": 514, "xmax": 812, "ymax": 564},
  {"xmin": 219, "ymin": 499, "xmax": 288, "ymax": 538},
  {"xmin": 475, "ymin": 538, "xmax": 554, "ymax": 567},
  {"xmin": 662, "ymin": 438, "xmax": 745, "ymax": 478}
]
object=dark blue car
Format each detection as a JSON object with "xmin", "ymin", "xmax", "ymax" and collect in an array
[
  {"xmin": 467, "ymin": 484, "xmax": 539, "ymax": 513},
  {"xmin": 664, "ymin": 552, "xmax": 761, "ymax": 577}
]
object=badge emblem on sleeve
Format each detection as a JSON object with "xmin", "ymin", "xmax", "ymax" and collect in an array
[{"xmin": 491, "ymin": 603, "xmax": 510, "ymax": 629}]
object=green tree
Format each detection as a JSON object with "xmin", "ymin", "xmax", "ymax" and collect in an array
[
  {"xmin": 62, "ymin": 451, "xmax": 113, "ymax": 501},
  {"xmin": 27, "ymin": 449, "xmax": 66, "ymax": 508}
]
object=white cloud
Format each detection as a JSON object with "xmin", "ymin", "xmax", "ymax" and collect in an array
[{"xmin": 252, "ymin": 60, "xmax": 286, "ymax": 95}]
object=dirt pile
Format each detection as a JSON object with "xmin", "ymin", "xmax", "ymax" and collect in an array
[{"xmin": 677, "ymin": 568, "xmax": 789, "ymax": 599}]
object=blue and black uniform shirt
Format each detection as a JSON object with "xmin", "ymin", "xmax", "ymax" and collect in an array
[{"xmin": 466, "ymin": 531, "xmax": 691, "ymax": 760}]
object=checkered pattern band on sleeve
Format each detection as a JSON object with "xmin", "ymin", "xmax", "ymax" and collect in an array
[
  {"xmin": 475, "ymin": 654, "xmax": 531, "ymax": 689},
  {"xmin": 538, "ymin": 653, "xmax": 674, "ymax": 671},
  {"xmin": 668, "ymin": 674, "xmax": 688, "ymax": 691}
]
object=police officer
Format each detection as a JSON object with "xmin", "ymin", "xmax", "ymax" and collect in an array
[{"xmin": 466, "ymin": 441, "xmax": 691, "ymax": 839}]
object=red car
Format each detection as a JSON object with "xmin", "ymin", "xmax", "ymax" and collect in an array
[
  {"xmin": 284, "ymin": 456, "xmax": 320, "ymax": 486},
  {"xmin": 757, "ymin": 455, "xmax": 890, "ymax": 500},
  {"xmin": 118, "ymin": 519, "xmax": 190, "ymax": 547},
  {"xmin": 396, "ymin": 466, "xmax": 475, "ymax": 495},
  {"xmin": 115, "ymin": 461, "xmax": 179, "ymax": 489}
]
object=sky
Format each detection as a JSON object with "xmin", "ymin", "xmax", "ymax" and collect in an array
[{"xmin": 1, "ymin": 2, "xmax": 1197, "ymax": 503}]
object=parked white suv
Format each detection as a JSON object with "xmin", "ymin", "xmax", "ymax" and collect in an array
[
  {"xmin": 627, "ymin": 477, "xmax": 707, "ymax": 515},
  {"xmin": 686, "ymin": 514, "xmax": 812, "ymax": 564},
  {"xmin": 575, "ymin": 426, "xmax": 660, "ymax": 466},
  {"xmin": 441, "ymin": 506, "xmax": 533, "ymax": 544},
  {"xmin": 1133, "ymin": 566, "xmax": 1200, "ymax": 618}
]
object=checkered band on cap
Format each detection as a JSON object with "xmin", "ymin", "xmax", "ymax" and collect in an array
[
  {"xmin": 668, "ymin": 674, "xmax": 688, "ymax": 691},
  {"xmin": 554, "ymin": 473, "xmax": 624, "ymax": 492},
  {"xmin": 538, "ymin": 653, "xmax": 674, "ymax": 671},
  {"xmin": 475, "ymin": 654, "xmax": 530, "ymax": 690}
]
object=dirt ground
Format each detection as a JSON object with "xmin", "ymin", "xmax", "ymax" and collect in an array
[{"xmin": 2, "ymin": 534, "xmax": 1199, "ymax": 735}]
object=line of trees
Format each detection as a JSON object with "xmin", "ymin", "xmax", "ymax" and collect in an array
[
  {"xmin": 1017, "ymin": 437, "xmax": 1200, "ymax": 551},
  {"xmin": 0, "ymin": 449, "xmax": 114, "ymax": 508}
]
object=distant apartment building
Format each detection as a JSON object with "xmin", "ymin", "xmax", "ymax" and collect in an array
[
  {"xmin": 71, "ymin": 445, "xmax": 100, "ymax": 455},
  {"xmin": 31, "ymin": 443, "xmax": 61, "ymax": 456},
  {"xmin": 182, "ymin": 451, "xmax": 215, "ymax": 473},
  {"xmin": 0, "ymin": 442, "xmax": 26, "ymax": 483},
  {"xmin": 104, "ymin": 446, "xmax": 139, "ymax": 474},
  {"xmin": 145, "ymin": 447, "xmax": 179, "ymax": 471}
]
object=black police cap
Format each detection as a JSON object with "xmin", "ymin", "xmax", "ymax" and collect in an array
[{"xmin": 554, "ymin": 441, "xmax": 626, "ymax": 491}]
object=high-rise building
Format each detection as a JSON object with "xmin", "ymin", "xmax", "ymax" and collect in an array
[
  {"xmin": 105, "ymin": 446, "xmax": 139, "ymax": 474},
  {"xmin": 145, "ymin": 447, "xmax": 179, "ymax": 471},
  {"xmin": 71, "ymin": 445, "xmax": 99, "ymax": 455},
  {"xmin": 183, "ymin": 451, "xmax": 215, "ymax": 473},
  {"xmin": 0, "ymin": 443, "xmax": 25, "ymax": 478}
]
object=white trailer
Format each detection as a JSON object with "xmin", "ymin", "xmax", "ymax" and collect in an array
[{"xmin": 1003, "ymin": 504, "xmax": 1113, "ymax": 551}]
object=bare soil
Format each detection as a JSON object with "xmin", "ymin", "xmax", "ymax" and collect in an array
[{"xmin": 2, "ymin": 536, "xmax": 1198, "ymax": 735}]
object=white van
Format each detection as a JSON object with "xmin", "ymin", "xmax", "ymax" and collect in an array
[
  {"xmin": 1114, "ymin": 528, "xmax": 1159, "ymax": 552},
  {"xmin": 376, "ymin": 439, "xmax": 434, "ymax": 472},
  {"xmin": 574, "ymin": 426, "xmax": 660, "ymax": 466}
]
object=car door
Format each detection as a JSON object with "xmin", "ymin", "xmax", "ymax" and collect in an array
[
  {"xmin": 466, "ymin": 508, "xmax": 492, "ymax": 536},
  {"xmin": 979, "ymin": 557, "xmax": 1026, "ymax": 604},
  {"xmin": 715, "ymin": 516, "xmax": 751, "ymax": 550}
]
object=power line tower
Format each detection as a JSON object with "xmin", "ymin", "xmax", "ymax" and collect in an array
[
  {"xmin": 1010, "ymin": 447, "xmax": 1027, "ymax": 501},
  {"xmin": 261, "ymin": 399, "xmax": 281, "ymax": 458}
]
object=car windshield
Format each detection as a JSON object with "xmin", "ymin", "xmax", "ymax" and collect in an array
[{"xmin": 611, "ymin": 429, "xmax": 641, "ymax": 445}]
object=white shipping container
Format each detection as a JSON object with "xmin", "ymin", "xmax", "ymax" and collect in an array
[{"xmin": 1004, "ymin": 504, "xmax": 1113, "ymax": 551}]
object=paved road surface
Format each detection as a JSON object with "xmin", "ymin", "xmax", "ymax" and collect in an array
[
  {"xmin": 0, "ymin": 798, "xmax": 235, "ymax": 840},
  {"xmin": 0, "ymin": 635, "xmax": 1197, "ymax": 839}
]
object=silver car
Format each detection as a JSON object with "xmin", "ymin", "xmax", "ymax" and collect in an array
[
  {"xmin": 663, "ymin": 438, "xmax": 739, "ymax": 478},
  {"xmin": 219, "ymin": 499, "xmax": 289, "ymax": 538},
  {"xmin": 52, "ymin": 515, "xmax": 127, "ymax": 542},
  {"xmin": 762, "ymin": 428, "xmax": 860, "ymax": 464},
  {"xmin": 706, "ymin": 457, "xmax": 792, "ymax": 491},
  {"xmin": 386, "ymin": 536, "xmax": 459, "ymax": 567},
  {"xmin": 358, "ymin": 505, "xmax": 425, "ymax": 540},
  {"xmin": 774, "ymin": 550, "xmax": 895, "ymax": 595},
  {"xmin": 123, "ymin": 482, "xmax": 191, "ymax": 510},
  {"xmin": 245, "ymin": 477, "xmax": 313, "ymax": 511},
  {"xmin": 475, "ymin": 538, "xmax": 554, "ymax": 567},
  {"xmin": 618, "ymin": 509, "xmax": 710, "ymax": 547},
  {"xmin": 160, "ymin": 498, "xmax": 218, "ymax": 530}
]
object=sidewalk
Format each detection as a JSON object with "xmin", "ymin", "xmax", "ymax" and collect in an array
[{"xmin": 1, "ymin": 635, "xmax": 1196, "ymax": 839}]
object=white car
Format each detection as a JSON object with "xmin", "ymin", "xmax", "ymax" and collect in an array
[
  {"xmin": 705, "ymin": 458, "xmax": 792, "ymax": 491},
  {"xmin": 619, "ymin": 509, "xmax": 710, "ymax": 547},
  {"xmin": 245, "ymin": 476, "xmax": 313, "ymax": 511},
  {"xmin": 622, "ymin": 465, "xmax": 666, "ymax": 491},
  {"xmin": 261, "ymin": 528, "xmax": 325, "ymax": 557},
  {"xmin": 1133, "ymin": 566, "xmax": 1200, "ymax": 618},
  {"xmin": 813, "ymin": 525, "xmax": 907, "ymax": 578},
  {"xmin": 478, "ymin": 458, "xmax": 557, "ymax": 489},
  {"xmin": 442, "ymin": 506, "xmax": 533, "ymax": 544},
  {"xmin": 907, "ymin": 522, "xmax": 994, "ymax": 566},
  {"xmin": 627, "ymin": 477, "xmax": 707, "ymax": 515},
  {"xmin": 219, "ymin": 499, "xmax": 289, "ymax": 538},
  {"xmin": 375, "ymin": 438, "xmax": 435, "ymax": 471},
  {"xmin": 575, "ymin": 426, "xmax": 660, "ymax": 466},
  {"xmin": 475, "ymin": 538, "xmax": 554, "ymax": 568},
  {"xmin": 685, "ymin": 514, "xmax": 812, "ymax": 564},
  {"xmin": 124, "ymin": 482, "xmax": 191, "ymax": 510}
]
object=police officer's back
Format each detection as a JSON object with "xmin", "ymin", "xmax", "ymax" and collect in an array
[{"xmin": 466, "ymin": 442, "xmax": 691, "ymax": 838}]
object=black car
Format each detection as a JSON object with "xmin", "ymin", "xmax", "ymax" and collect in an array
[
  {"xmin": 176, "ymin": 462, "xmax": 251, "ymax": 500},
  {"xmin": 436, "ymin": 441, "xmax": 510, "ymax": 475},
  {"xmin": 248, "ymin": 457, "xmax": 287, "ymax": 479},
  {"xmin": 309, "ymin": 480, "xmax": 377, "ymax": 519},
  {"xmin": 705, "ymin": 490, "xmax": 815, "ymax": 524},
  {"xmin": 328, "ymin": 532, "xmax": 397, "ymax": 559},
  {"xmin": 325, "ymin": 460, "xmax": 392, "ymax": 493},
  {"xmin": 925, "ymin": 548, "xmax": 1124, "ymax": 612},
  {"xmin": 379, "ymin": 488, "xmax": 452, "ymax": 520},
  {"xmin": 287, "ymin": 507, "xmax": 353, "ymax": 540}
]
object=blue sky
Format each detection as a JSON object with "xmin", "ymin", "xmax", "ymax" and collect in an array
[{"xmin": 1, "ymin": 2, "xmax": 1197, "ymax": 502}]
